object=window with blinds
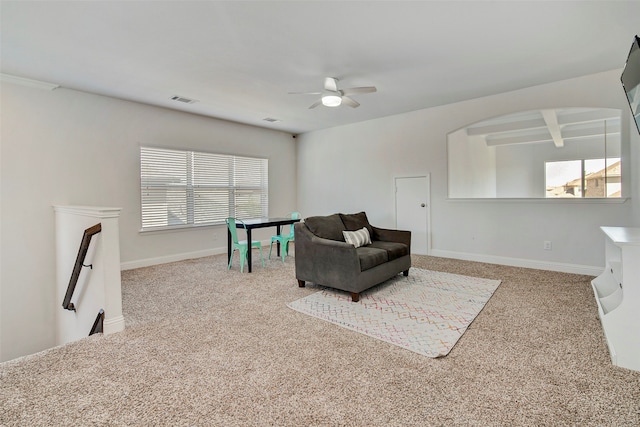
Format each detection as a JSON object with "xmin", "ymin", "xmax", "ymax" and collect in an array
[{"xmin": 140, "ymin": 146, "xmax": 268, "ymax": 231}]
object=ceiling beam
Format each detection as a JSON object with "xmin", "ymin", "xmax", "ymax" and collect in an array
[
  {"xmin": 485, "ymin": 126, "xmax": 621, "ymax": 147},
  {"xmin": 557, "ymin": 109, "xmax": 620, "ymax": 126},
  {"xmin": 486, "ymin": 131, "xmax": 554, "ymax": 146},
  {"xmin": 541, "ymin": 109, "xmax": 564, "ymax": 148},
  {"xmin": 466, "ymin": 118, "xmax": 547, "ymax": 136},
  {"xmin": 562, "ymin": 124, "xmax": 621, "ymax": 140}
]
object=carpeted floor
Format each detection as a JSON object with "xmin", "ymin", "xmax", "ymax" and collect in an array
[{"xmin": 1, "ymin": 253, "xmax": 639, "ymax": 426}]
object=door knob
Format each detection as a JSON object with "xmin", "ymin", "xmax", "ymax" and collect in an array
[{"xmin": 421, "ymin": 203, "xmax": 426, "ymax": 207}]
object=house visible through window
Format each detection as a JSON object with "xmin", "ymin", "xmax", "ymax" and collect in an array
[
  {"xmin": 545, "ymin": 158, "xmax": 621, "ymax": 198},
  {"xmin": 140, "ymin": 146, "xmax": 268, "ymax": 230}
]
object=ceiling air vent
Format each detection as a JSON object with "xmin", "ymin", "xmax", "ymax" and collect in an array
[{"xmin": 170, "ymin": 95, "xmax": 198, "ymax": 104}]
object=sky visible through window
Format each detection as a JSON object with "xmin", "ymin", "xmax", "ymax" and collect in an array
[
  {"xmin": 545, "ymin": 158, "xmax": 620, "ymax": 198},
  {"xmin": 546, "ymin": 159, "xmax": 608, "ymax": 186}
]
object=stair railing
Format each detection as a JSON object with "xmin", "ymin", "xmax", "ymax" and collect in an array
[
  {"xmin": 62, "ymin": 223, "xmax": 102, "ymax": 311},
  {"xmin": 89, "ymin": 309, "xmax": 105, "ymax": 335}
]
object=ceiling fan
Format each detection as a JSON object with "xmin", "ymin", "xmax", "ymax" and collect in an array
[{"xmin": 290, "ymin": 77, "xmax": 377, "ymax": 109}]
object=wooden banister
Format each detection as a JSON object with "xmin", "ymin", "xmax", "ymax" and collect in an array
[{"xmin": 62, "ymin": 223, "xmax": 102, "ymax": 311}]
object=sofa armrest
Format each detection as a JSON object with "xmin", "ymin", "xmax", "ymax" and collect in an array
[
  {"xmin": 371, "ymin": 226, "xmax": 411, "ymax": 250},
  {"xmin": 294, "ymin": 223, "xmax": 361, "ymax": 284}
]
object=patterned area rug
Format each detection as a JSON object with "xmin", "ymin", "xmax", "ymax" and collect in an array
[{"xmin": 287, "ymin": 268, "xmax": 501, "ymax": 357}]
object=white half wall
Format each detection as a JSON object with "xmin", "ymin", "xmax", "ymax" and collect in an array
[
  {"xmin": 54, "ymin": 206, "xmax": 124, "ymax": 345},
  {"xmin": 0, "ymin": 83, "xmax": 296, "ymax": 362},
  {"xmin": 297, "ymin": 69, "xmax": 636, "ymax": 273}
]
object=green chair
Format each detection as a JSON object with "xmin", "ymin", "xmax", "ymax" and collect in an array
[
  {"xmin": 269, "ymin": 212, "xmax": 300, "ymax": 263},
  {"xmin": 226, "ymin": 217, "xmax": 265, "ymax": 273}
]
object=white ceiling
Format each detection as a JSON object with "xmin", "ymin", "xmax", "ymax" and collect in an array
[{"xmin": 1, "ymin": 1, "xmax": 639, "ymax": 135}]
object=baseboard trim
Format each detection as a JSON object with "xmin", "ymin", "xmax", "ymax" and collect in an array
[
  {"xmin": 120, "ymin": 240, "xmax": 272, "ymax": 270},
  {"xmin": 121, "ymin": 248, "xmax": 224, "ymax": 270},
  {"xmin": 429, "ymin": 249, "xmax": 602, "ymax": 276},
  {"xmin": 103, "ymin": 315, "xmax": 126, "ymax": 335}
]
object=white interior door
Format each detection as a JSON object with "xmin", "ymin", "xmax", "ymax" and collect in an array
[{"xmin": 395, "ymin": 176, "xmax": 429, "ymax": 255}]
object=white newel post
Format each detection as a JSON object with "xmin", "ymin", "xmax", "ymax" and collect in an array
[{"xmin": 54, "ymin": 206, "xmax": 125, "ymax": 346}]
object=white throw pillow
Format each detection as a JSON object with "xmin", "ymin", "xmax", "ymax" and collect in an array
[{"xmin": 343, "ymin": 227, "xmax": 372, "ymax": 248}]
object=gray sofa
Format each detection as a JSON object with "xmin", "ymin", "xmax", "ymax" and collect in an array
[{"xmin": 294, "ymin": 212, "xmax": 411, "ymax": 302}]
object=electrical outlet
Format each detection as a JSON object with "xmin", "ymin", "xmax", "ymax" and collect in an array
[{"xmin": 544, "ymin": 241, "xmax": 552, "ymax": 251}]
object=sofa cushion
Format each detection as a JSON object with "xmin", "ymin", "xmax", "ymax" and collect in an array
[
  {"xmin": 342, "ymin": 227, "xmax": 372, "ymax": 248},
  {"xmin": 355, "ymin": 246, "xmax": 389, "ymax": 271},
  {"xmin": 304, "ymin": 214, "xmax": 346, "ymax": 241},
  {"xmin": 339, "ymin": 211, "xmax": 373, "ymax": 234},
  {"xmin": 368, "ymin": 241, "xmax": 409, "ymax": 261}
]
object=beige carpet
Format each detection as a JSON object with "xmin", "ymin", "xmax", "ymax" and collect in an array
[{"xmin": 1, "ymin": 253, "xmax": 639, "ymax": 426}]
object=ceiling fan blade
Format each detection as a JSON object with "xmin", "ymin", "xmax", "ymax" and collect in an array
[
  {"xmin": 324, "ymin": 77, "xmax": 338, "ymax": 92},
  {"xmin": 341, "ymin": 96, "xmax": 360, "ymax": 108},
  {"xmin": 308, "ymin": 99, "xmax": 323, "ymax": 109},
  {"xmin": 341, "ymin": 86, "xmax": 377, "ymax": 96},
  {"xmin": 288, "ymin": 91, "xmax": 322, "ymax": 95}
]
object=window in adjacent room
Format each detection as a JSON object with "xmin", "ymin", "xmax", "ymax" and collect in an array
[
  {"xmin": 545, "ymin": 158, "xmax": 621, "ymax": 198},
  {"xmin": 140, "ymin": 146, "xmax": 268, "ymax": 231}
]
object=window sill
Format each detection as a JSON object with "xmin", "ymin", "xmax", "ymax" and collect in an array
[
  {"xmin": 138, "ymin": 223, "xmax": 224, "ymax": 235},
  {"xmin": 446, "ymin": 197, "xmax": 630, "ymax": 204}
]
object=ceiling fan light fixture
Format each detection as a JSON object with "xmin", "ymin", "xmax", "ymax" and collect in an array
[{"xmin": 321, "ymin": 94, "xmax": 342, "ymax": 107}]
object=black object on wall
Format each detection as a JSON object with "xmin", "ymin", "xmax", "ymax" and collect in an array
[{"xmin": 621, "ymin": 35, "xmax": 640, "ymax": 135}]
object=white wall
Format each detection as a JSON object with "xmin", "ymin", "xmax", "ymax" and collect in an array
[
  {"xmin": 297, "ymin": 69, "xmax": 636, "ymax": 273},
  {"xmin": 0, "ymin": 83, "xmax": 296, "ymax": 362},
  {"xmin": 448, "ymin": 130, "xmax": 496, "ymax": 198},
  {"xmin": 495, "ymin": 143, "xmax": 540, "ymax": 197}
]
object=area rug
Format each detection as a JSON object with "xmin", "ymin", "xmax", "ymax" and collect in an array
[{"xmin": 287, "ymin": 268, "xmax": 501, "ymax": 357}]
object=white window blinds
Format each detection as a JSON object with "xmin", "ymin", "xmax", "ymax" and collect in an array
[{"xmin": 140, "ymin": 146, "xmax": 268, "ymax": 230}]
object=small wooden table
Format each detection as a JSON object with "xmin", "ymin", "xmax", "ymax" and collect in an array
[{"xmin": 227, "ymin": 217, "xmax": 301, "ymax": 272}]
